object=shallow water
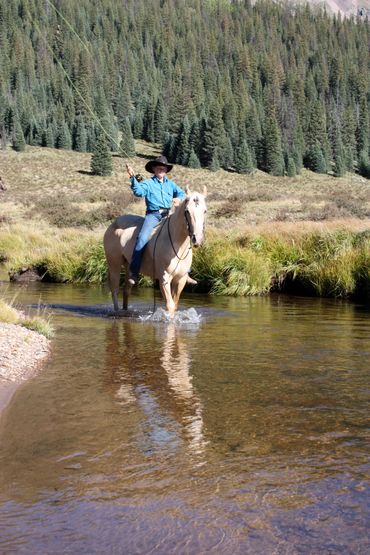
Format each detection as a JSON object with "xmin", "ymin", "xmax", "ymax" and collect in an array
[{"xmin": 0, "ymin": 282, "xmax": 369, "ymax": 554}]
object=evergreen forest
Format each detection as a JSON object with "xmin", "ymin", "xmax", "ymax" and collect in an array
[{"xmin": 0, "ymin": 0, "xmax": 369, "ymax": 177}]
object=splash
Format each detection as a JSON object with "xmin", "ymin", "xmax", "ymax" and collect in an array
[{"xmin": 140, "ymin": 307, "xmax": 202, "ymax": 325}]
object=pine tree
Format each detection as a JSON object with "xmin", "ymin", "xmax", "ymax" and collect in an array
[
  {"xmin": 143, "ymin": 100, "xmax": 155, "ymax": 143},
  {"xmin": 286, "ymin": 156, "xmax": 296, "ymax": 177},
  {"xmin": 234, "ymin": 141, "xmax": 253, "ymax": 174},
  {"xmin": 188, "ymin": 148, "xmax": 201, "ymax": 168},
  {"xmin": 175, "ymin": 115, "xmax": 191, "ymax": 166},
  {"xmin": 73, "ymin": 115, "xmax": 87, "ymax": 152},
  {"xmin": 153, "ymin": 97, "xmax": 166, "ymax": 143},
  {"xmin": 342, "ymin": 108, "xmax": 356, "ymax": 172},
  {"xmin": 358, "ymin": 150, "xmax": 370, "ymax": 179},
  {"xmin": 91, "ymin": 130, "xmax": 113, "ymax": 176},
  {"xmin": 200, "ymin": 99, "xmax": 226, "ymax": 169},
  {"xmin": 356, "ymin": 96, "xmax": 369, "ymax": 157},
  {"xmin": 305, "ymin": 143, "xmax": 327, "ymax": 173},
  {"xmin": 292, "ymin": 145, "xmax": 303, "ymax": 174},
  {"xmin": 132, "ymin": 109, "xmax": 143, "ymax": 139},
  {"xmin": 42, "ymin": 125, "xmax": 55, "ymax": 148},
  {"xmin": 209, "ymin": 150, "xmax": 220, "ymax": 172},
  {"xmin": 222, "ymin": 137, "xmax": 234, "ymax": 170},
  {"xmin": 115, "ymin": 81, "xmax": 133, "ymax": 129},
  {"xmin": 263, "ymin": 108, "xmax": 284, "ymax": 176},
  {"xmin": 12, "ymin": 117, "xmax": 25, "ymax": 152},
  {"xmin": 119, "ymin": 117, "xmax": 135, "ymax": 157},
  {"xmin": 56, "ymin": 122, "xmax": 72, "ymax": 150},
  {"xmin": 332, "ymin": 132, "xmax": 346, "ymax": 177}
]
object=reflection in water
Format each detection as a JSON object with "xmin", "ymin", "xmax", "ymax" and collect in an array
[{"xmin": 103, "ymin": 321, "xmax": 206, "ymax": 461}]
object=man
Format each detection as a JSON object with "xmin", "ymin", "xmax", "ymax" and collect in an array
[{"xmin": 126, "ymin": 155, "xmax": 196, "ymax": 286}]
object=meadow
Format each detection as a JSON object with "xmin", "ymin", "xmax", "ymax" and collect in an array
[{"xmin": 1, "ymin": 141, "xmax": 370, "ymax": 300}]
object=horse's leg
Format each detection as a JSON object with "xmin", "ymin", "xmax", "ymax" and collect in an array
[
  {"xmin": 107, "ymin": 264, "xmax": 121, "ymax": 312},
  {"xmin": 122, "ymin": 261, "xmax": 132, "ymax": 310},
  {"xmin": 171, "ymin": 274, "xmax": 187, "ymax": 311},
  {"xmin": 159, "ymin": 279, "xmax": 176, "ymax": 316}
]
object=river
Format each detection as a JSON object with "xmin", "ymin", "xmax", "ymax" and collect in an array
[{"xmin": 0, "ymin": 282, "xmax": 369, "ymax": 554}]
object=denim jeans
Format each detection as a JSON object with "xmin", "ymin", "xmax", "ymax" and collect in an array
[{"xmin": 129, "ymin": 212, "xmax": 165, "ymax": 277}]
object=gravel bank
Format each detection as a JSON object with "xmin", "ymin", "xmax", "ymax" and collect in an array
[{"xmin": 0, "ymin": 323, "xmax": 50, "ymax": 413}]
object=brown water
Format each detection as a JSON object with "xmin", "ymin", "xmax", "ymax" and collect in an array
[{"xmin": 0, "ymin": 282, "xmax": 369, "ymax": 554}]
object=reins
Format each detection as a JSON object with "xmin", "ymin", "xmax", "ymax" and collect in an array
[{"xmin": 151, "ymin": 203, "xmax": 193, "ymax": 313}]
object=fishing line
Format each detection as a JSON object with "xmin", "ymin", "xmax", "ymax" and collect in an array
[
  {"xmin": 45, "ymin": 0, "xmax": 92, "ymax": 56},
  {"xmin": 31, "ymin": 1, "xmax": 135, "ymax": 160}
]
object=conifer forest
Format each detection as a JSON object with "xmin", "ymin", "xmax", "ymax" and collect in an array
[{"xmin": 0, "ymin": 0, "xmax": 369, "ymax": 177}]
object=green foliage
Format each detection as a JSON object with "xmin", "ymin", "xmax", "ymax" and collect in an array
[
  {"xmin": 0, "ymin": 0, "xmax": 368, "ymax": 178},
  {"xmin": 358, "ymin": 150, "xmax": 370, "ymax": 179},
  {"xmin": 90, "ymin": 130, "xmax": 112, "ymax": 176},
  {"xmin": 12, "ymin": 118, "xmax": 26, "ymax": 152},
  {"xmin": 119, "ymin": 117, "xmax": 135, "ymax": 158},
  {"xmin": 286, "ymin": 156, "xmax": 296, "ymax": 177},
  {"xmin": 3, "ymin": 224, "xmax": 370, "ymax": 300},
  {"xmin": 188, "ymin": 148, "xmax": 201, "ymax": 168},
  {"xmin": 305, "ymin": 143, "xmax": 327, "ymax": 174},
  {"xmin": 73, "ymin": 115, "xmax": 87, "ymax": 152},
  {"xmin": 234, "ymin": 141, "xmax": 253, "ymax": 174},
  {"xmin": 263, "ymin": 108, "xmax": 285, "ymax": 176}
]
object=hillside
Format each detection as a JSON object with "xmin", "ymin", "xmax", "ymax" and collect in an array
[
  {"xmin": 0, "ymin": 0, "xmax": 369, "ymax": 181},
  {"xmin": 301, "ymin": 0, "xmax": 370, "ymax": 16},
  {"xmin": 1, "ymin": 142, "xmax": 370, "ymax": 232}
]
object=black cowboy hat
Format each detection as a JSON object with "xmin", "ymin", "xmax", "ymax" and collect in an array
[{"xmin": 145, "ymin": 155, "xmax": 173, "ymax": 173}]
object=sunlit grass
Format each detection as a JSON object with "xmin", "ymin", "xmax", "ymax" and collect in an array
[
  {"xmin": 1, "ymin": 221, "xmax": 370, "ymax": 299},
  {"xmin": 0, "ymin": 294, "xmax": 54, "ymax": 338},
  {"xmin": 0, "ymin": 297, "xmax": 20, "ymax": 324}
]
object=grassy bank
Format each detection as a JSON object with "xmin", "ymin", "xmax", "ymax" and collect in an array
[
  {"xmin": 1, "ymin": 143, "xmax": 369, "ymax": 301},
  {"xmin": 1, "ymin": 222, "xmax": 370, "ymax": 301},
  {"xmin": 0, "ymin": 294, "xmax": 54, "ymax": 338}
]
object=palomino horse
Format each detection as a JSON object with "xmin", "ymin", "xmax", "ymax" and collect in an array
[{"xmin": 103, "ymin": 187, "xmax": 207, "ymax": 315}]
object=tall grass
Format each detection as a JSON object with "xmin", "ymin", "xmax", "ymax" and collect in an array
[
  {"xmin": 1, "ymin": 223, "xmax": 370, "ymax": 300},
  {"xmin": 0, "ymin": 294, "xmax": 54, "ymax": 338}
]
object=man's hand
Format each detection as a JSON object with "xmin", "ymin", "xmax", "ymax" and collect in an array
[{"xmin": 126, "ymin": 163, "xmax": 135, "ymax": 178}]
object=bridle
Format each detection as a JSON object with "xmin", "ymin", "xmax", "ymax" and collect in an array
[{"xmin": 167, "ymin": 200, "xmax": 193, "ymax": 260}]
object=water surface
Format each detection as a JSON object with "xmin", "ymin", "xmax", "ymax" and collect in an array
[{"xmin": 0, "ymin": 282, "xmax": 369, "ymax": 554}]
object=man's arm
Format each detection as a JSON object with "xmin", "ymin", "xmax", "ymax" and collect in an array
[
  {"xmin": 126, "ymin": 163, "xmax": 148, "ymax": 197},
  {"xmin": 171, "ymin": 181, "xmax": 186, "ymax": 199}
]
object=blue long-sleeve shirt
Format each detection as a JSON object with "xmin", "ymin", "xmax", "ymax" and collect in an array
[{"xmin": 130, "ymin": 175, "xmax": 186, "ymax": 212}]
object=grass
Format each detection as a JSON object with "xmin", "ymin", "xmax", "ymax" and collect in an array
[
  {"xmin": 0, "ymin": 294, "xmax": 54, "ymax": 338},
  {"xmin": 0, "ymin": 142, "xmax": 370, "ymax": 300},
  {"xmin": 1, "ymin": 142, "xmax": 370, "ymax": 229}
]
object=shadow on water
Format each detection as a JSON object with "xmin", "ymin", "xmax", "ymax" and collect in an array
[{"xmin": 35, "ymin": 301, "xmax": 221, "ymax": 323}]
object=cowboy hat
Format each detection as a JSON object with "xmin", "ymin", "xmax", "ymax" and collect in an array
[{"xmin": 145, "ymin": 155, "xmax": 173, "ymax": 173}]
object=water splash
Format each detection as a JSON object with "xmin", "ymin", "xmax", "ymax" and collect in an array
[{"xmin": 140, "ymin": 307, "xmax": 202, "ymax": 325}]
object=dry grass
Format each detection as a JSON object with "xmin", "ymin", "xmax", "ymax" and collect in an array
[{"xmin": 1, "ymin": 142, "xmax": 369, "ymax": 231}]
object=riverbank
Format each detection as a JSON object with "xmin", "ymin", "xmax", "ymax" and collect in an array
[
  {"xmin": 1, "ymin": 220, "xmax": 370, "ymax": 300},
  {"xmin": 1, "ymin": 143, "xmax": 370, "ymax": 299},
  {"xmin": 0, "ymin": 323, "xmax": 50, "ymax": 414},
  {"xmin": 0, "ymin": 298, "xmax": 53, "ymax": 416}
]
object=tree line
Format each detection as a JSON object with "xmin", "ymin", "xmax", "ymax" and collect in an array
[{"xmin": 0, "ymin": 0, "xmax": 369, "ymax": 177}]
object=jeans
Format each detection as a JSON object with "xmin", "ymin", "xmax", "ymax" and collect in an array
[{"xmin": 129, "ymin": 212, "xmax": 165, "ymax": 277}]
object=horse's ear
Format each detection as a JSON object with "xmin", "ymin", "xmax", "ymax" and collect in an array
[
  {"xmin": 185, "ymin": 186, "xmax": 191, "ymax": 195},
  {"xmin": 203, "ymin": 186, "xmax": 207, "ymax": 197}
]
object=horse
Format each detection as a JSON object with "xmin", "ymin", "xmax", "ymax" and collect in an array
[{"xmin": 103, "ymin": 187, "xmax": 207, "ymax": 315}]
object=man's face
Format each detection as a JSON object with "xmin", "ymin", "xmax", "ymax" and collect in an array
[{"xmin": 153, "ymin": 165, "xmax": 168, "ymax": 179}]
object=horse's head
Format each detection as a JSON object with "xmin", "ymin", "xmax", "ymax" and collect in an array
[{"xmin": 184, "ymin": 186, "xmax": 207, "ymax": 247}]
